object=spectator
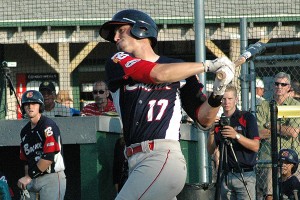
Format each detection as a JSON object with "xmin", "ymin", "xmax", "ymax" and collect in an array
[
  {"xmin": 39, "ymin": 81, "xmax": 71, "ymax": 117},
  {"xmin": 17, "ymin": 90, "xmax": 66, "ymax": 200},
  {"xmin": 256, "ymin": 72, "xmax": 300, "ymax": 200},
  {"xmin": 207, "ymin": 85, "xmax": 260, "ymax": 200},
  {"xmin": 278, "ymin": 148, "xmax": 300, "ymax": 199},
  {"xmin": 56, "ymin": 90, "xmax": 81, "ymax": 116},
  {"xmin": 81, "ymin": 81, "xmax": 117, "ymax": 116},
  {"xmin": 255, "ymin": 78, "xmax": 265, "ymax": 106},
  {"xmin": 289, "ymin": 81, "xmax": 300, "ymax": 101}
]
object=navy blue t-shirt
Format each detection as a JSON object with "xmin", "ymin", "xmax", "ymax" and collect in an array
[
  {"xmin": 214, "ymin": 109, "xmax": 260, "ymax": 168},
  {"xmin": 281, "ymin": 175, "xmax": 300, "ymax": 198}
]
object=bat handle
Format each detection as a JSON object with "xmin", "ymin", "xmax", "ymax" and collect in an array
[
  {"xmin": 216, "ymin": 56, "xmax": 247, "ymax": 80},
  {"xmin": 216, "ymin": 70, "xmax": 226, "ymax": 80},
  {"xmin": 294, "ymin": 190, "xmax": 299, "ymax": 200}
]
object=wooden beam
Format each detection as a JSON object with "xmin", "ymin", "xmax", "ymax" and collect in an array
[
  {"xmin": 69, "ymin": 41, "xmax": 99, "ymax": 72},
  {"xmin": 27, "ymin": 42, "xmax": 58, "ymax": 68},
  {"xmin": 205, "ymin": 40, "xmax": 226, "ymax": 58}
]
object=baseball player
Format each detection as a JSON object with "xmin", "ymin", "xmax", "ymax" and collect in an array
[
  {"xmin": 17, "ymin": 90, "xmax": 66, "ymax": 200},
  {"xmin": 279, "ymin": 148, "xmax": 300, "ymax": 199},
  {"xmin": 99, "ymin": 9, "xmax": 235, "ymax": 199}
]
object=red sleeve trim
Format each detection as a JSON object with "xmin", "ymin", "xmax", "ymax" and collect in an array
[
  {"xmin": 111, "ymin": 52, "xmax": 156, "ymax": 84},
  {"xmin": 20, "ymin": 145, "xmax": 27, "ymax": 161},
  {"xmin": 254, "ymin": 136, "xmax": 261, "ymax": 140}
]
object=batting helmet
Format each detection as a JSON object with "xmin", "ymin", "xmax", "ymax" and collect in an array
[
  {"xmin": 21, "ymin": 90, "xmax": 45, "ymax": 113},
  {"xmin": 99, "ymin": 9, "xmax": 158, "ymax": 47},
  {"xmin": 279, "ymin": 148, "xmax": 299, "ymax": 174}
]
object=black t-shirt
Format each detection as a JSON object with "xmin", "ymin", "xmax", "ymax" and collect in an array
[{"xmin": 281, "ymin": 175, "xmax": 300, "ymax": 198}]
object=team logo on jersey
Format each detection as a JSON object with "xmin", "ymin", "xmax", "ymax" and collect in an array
[
  {"xmin": 46, "ymin": 142, "xmax": 54, "ymax": 147},
  {"xmin": 124, "ymin": 59, "xmax": 141, "ymax": 68},
  {"xmin": 125, "ymin": 83, "xmax": 171, "ymax": 92},
  {"xmin": 26, "ymin": 91, "xmax": 34, "ymax": 98},
  {"xmin": 23, "ymin": 143, "xmax": 42, "ymax": 155},
  {"xmin": 111, "ymin": 52, "xmax": 128, "ymax": 63},
  {"xmin": 44, "ymin": 127, "xmax": 53, "ymax": 137}
]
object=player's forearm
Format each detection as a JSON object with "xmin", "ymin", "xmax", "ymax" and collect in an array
[
  {"xmin": 195, "ymin": 102, "xmax": 220, "ymax": 128},
  {"xmin": 150, "ymin": 62, "xmax": 205, "ymax": 83},
  {"xmin": 207, "ymin": 133, "xmax": 217, "ymax": 155},
  {"xmin": 236, "ymin": 136, "xmax": 260, "ymax": 152},
  {"xmin": 37, "ymin": 158, "xmax": 53, "ymax": 172}
]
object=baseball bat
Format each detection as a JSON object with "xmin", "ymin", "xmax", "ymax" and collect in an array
[{"xmin": 216, "ymin": 42, "xmax": 266, "ymax": 80}]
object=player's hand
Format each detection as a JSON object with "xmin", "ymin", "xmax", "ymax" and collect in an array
[
  {"xmin": 18, "ymin": 176, "xmax": 32, "ymax": 190},
  {"xmin": 220, "ymin": 126, "xmax": 236, "ymax": 139},
  {"xmin": 259, "ymin": 129, "xmax": 271, "ymax": 139},
  {"xmin": 212, "ymin": 65, "xmax": 234, "ymax": 96},
  {"xmin": 204, "ymin": 57, "xmax": 234, "ymax": 73}
]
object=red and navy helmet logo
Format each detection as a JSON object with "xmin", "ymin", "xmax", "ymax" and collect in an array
[
  {"xmin": 281, "ymin": 150, "xmax": 289, "ymax": 158},
  {"xmin": 26, "ymin": 91, "xmax": 34, "ymax": 98}
]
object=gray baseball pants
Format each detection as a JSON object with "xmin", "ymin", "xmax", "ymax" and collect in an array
[
  {"xmin": 25, "ymin": 171, "xmax": 66, "ymax": 200},
  {"xmin": 116, "ymin": 139, "xmax": 187, "ymax": 200}
]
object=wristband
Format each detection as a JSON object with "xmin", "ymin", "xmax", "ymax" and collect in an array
[
  {"xmin": 28, "ymin": 165, "xmax": 43, "ymax": 179},
  {"xmin": 207, "ymin": 93, "xmax": 222, "ymax": 107}
]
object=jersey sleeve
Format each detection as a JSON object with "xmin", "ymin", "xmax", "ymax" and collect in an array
[
  {"xmin": 19, "ymin": 144, "xmax": 28, "ymax": 161},
  {"xmin": 111, "ymin": 52, "xmax": 156, "ymax": 84},
  {"xmin": 105, "ymin": 56, "xmax": 127, "ymax": 92},
  {"xmin": 180, "ymin": 75, "xmax": 207, "ymax": 122},
  {"xmin": 42, "ymin": 122, "xmax": 62, "ymax": 161},
  {"xmin": 244, "ymin": 112, "xmax": 260, "ymax": 140}
]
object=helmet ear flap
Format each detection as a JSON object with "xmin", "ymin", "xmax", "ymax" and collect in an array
[
  {"xmin": 130, "ymin": 20, "xmax": 158, "ymax": 46},
  {"xmin": 21, "ymin": 105, "xmax": 25, "ymax": 116},
  {"xmin": 39, "ymin": 104, "xmax": 45, "ymax": 113}
]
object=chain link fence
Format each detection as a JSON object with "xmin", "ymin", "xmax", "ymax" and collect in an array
[
  {"xmin": 254, "ymin": 54, "xmax": 300, "ymax": 200},
  {"xmin": 0, "ymin": 0, "xmax": 299, "ymax": 199}
]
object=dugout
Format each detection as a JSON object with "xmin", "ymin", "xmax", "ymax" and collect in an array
[{"xmin": 0, "ymin": 115, "xmax": 205, "ymax": 200}]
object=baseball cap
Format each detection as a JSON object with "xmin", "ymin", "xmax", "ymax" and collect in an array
[
  {"xmin": 279, "ymin": 148, "xmax": 298, "ymax": 164},
  {"xmin": 39, "ymin": 81, "xmax": 56, "ymax": 92},
  {"xmin": 256, "ymin": 78, "xmax": 264, "ymax": 88}
]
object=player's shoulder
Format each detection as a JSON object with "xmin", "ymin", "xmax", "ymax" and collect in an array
[
  {"xmin": 40, "ymin": 115, "xmax": 58, "ymax": 126},
  {"xmin": 20, "ymin": 122, "xmax": 31, "ymax": 136}
]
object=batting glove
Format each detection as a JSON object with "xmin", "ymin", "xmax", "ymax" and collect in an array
[
  {"xmin": 213, "ymin": 65, "xmax": 235, "ymax": 96},
  {"xmin": 204, "ymin": 57, "xmax": 233, "ymax": 73}
]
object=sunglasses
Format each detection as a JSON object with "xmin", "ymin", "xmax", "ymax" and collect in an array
[
  {"xmin": 274, "ymin": 82, "xmax": 289, "ymax": 87},
  {"xmin": 92, "ymin": 90, "xmax": 105, "ymax": 95}
]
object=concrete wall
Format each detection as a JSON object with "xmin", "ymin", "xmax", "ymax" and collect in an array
[{"xmin": 0, "ymin": 116, "xmax": 204, "ymax": 199}]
